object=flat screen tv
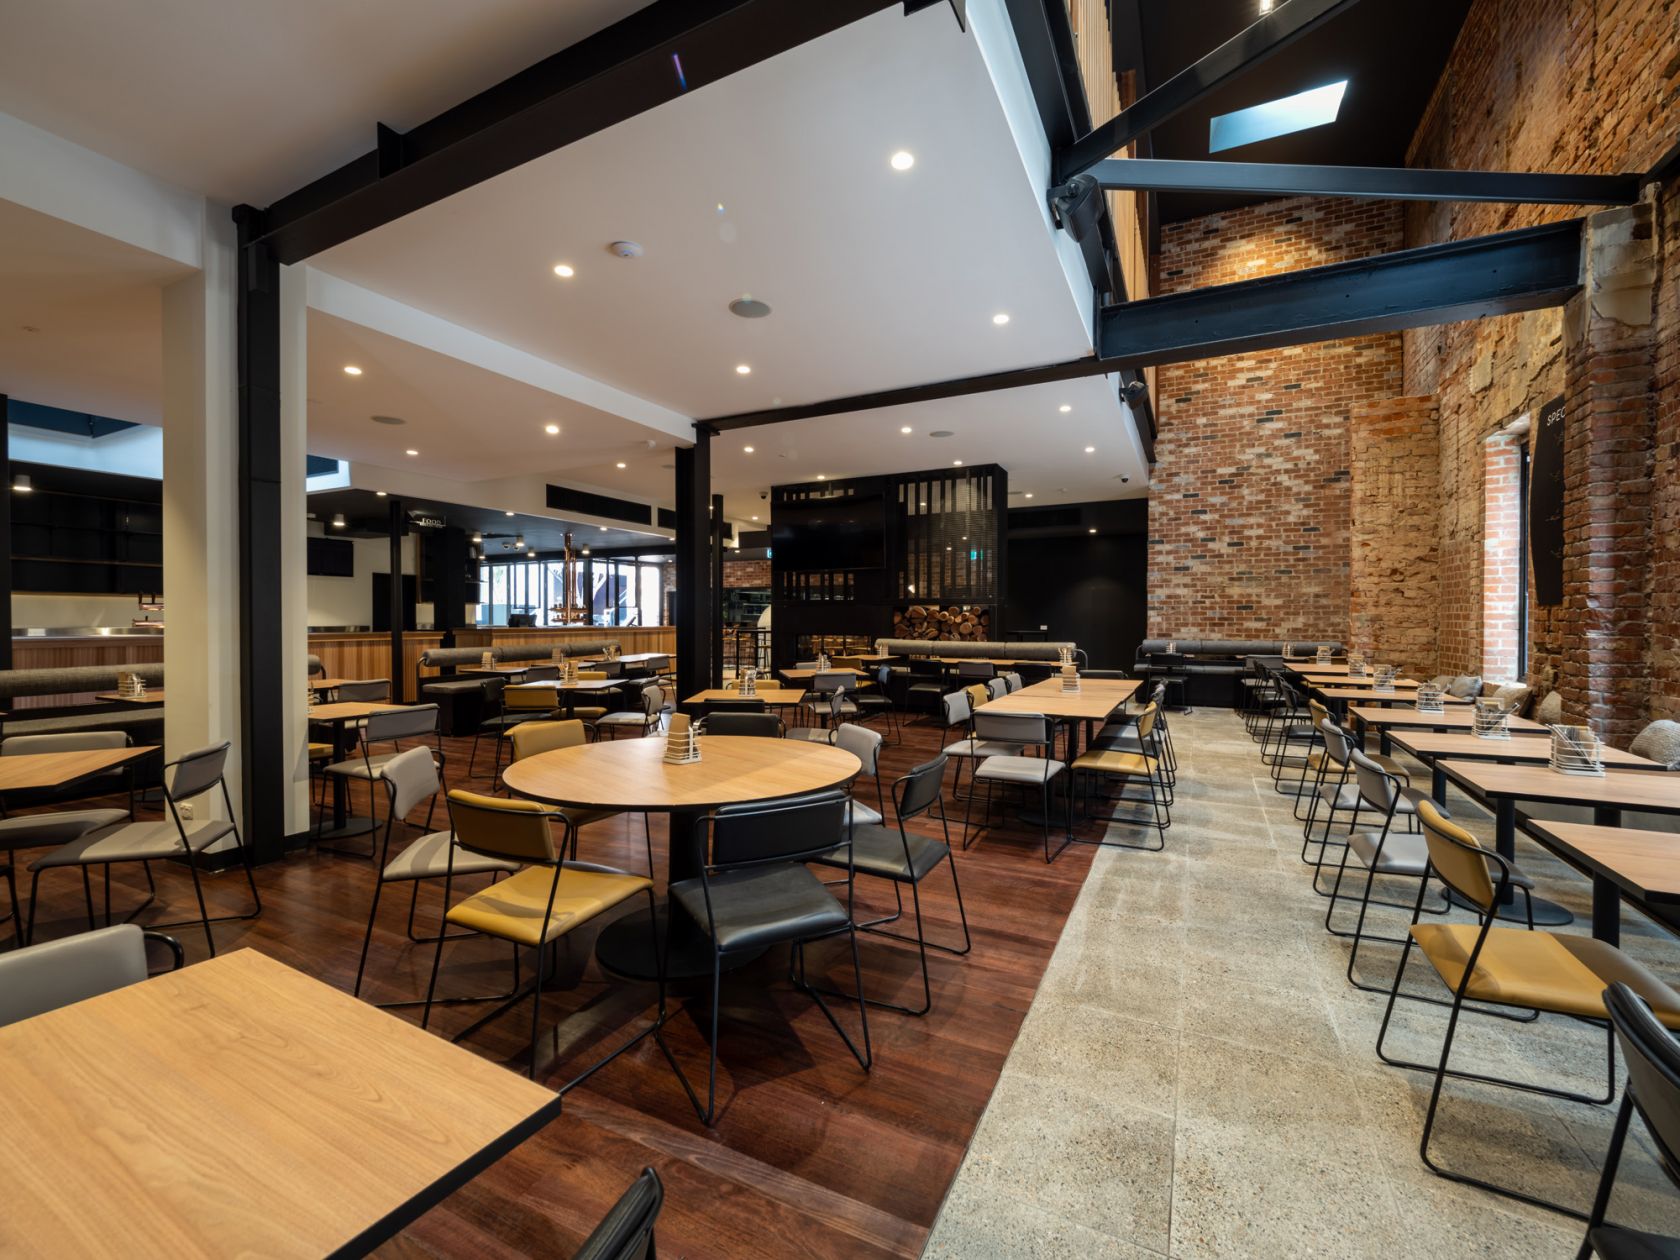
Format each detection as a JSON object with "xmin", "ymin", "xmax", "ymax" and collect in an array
[{"xmin": 772, "ymin": 493, "xmax": 885, "ymax": 571}]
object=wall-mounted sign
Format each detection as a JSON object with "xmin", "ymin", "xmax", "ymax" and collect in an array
[
  {"xmin": 407, "ymin": 510, "xmax": 446, "ymax": 530},
  {"xmin": 1529, "ymin": 394, "xmax": 1566, "ymax": 606}
]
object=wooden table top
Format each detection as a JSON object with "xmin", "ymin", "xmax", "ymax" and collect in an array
[
  {"xmin": 978, "ymin": 677, "xmax": 1138, "ymax": 722},
  {"xmin": 576, "ymin": 653, "xmax": 670, "ymax": 666},
  {"xmin": 0, "ymin": 949, "xmax": 559, "ymax": 1260},
  {"xmin": 1390, "ymin": 730, "xmax": 1662, "ymax": 770},
  {"xmin": 502, "ymin": 734, "xmax": 859, "ymax": 812},
  {"xmin": 507, "ymin": 678, "xmax": 621, "ymax": 692},
  {"xmin": 1521, "ymin": 823, "xmax": 1680, "ymax": 903},
  {"xmin": 0, "ymin": 745, "xmax": 159, "ymax": 793},
  {"xmin": 835, "ymin": 653, "xmax": 896, "ymax": 663},
  {"xmin": 1301, "ymin": 674, "xmax": 1422, "ymax": 688},
  {"xmin": 1439, "ymin": 760, "xmax": 1680, "ymax": 811},
  {"xmin": 1316, "ymin": 687, "xmax": 1469, "ymax": 703},
  {"xmin": 1349, "ymin": 705, "xmax": 1548, "ymax": 733},
  {"xmin": 308, "ymin": 677, "xmax": 350, "ymax": 690},
  {"xmin": 777, "ymin": 667, "xmax": 870, "ymax": 681},
  {"xmin": 458, "ymin": 664, "xmax": 534, "ymax": 675},
  {"xmin": 307, "ymin": 701, "xmax": 408, "ymax": 723},
  {"xmin": 94, "ymin": 690, "xmax": 165, "ymax": 704},
  {"xmin": 685, "ymin": 688, "xmax": 808, "ymax": 705}
]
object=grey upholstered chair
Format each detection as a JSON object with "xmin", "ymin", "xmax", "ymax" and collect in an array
[{"xmin": 0, "ymin": 923, "xmax": 182, "ymax": 1026}]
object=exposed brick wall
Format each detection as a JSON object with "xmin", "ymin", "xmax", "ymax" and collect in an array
[
  {"xmin": 1348, "ymin": 397, "xmax": 1441, "ymax": 677},
  {"xmin": 723, "ymin": 558, "xmax": 770, "ymax": 588},
  {"xmin": 1148, "ymin": 198, "xmax": 1404, "ymax": 640},
  {"xmin": 1481, "ymin": 430, "xmax": 1525, "ymax": 681},
  {"xmin": 1403, "ymin": 0, "xmax": 1680, "ymax": 733}
]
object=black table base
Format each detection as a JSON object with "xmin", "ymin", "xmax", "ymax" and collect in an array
[{"xmin": 594, "ymin": 903, "xmax": 766, "ymax": 982}]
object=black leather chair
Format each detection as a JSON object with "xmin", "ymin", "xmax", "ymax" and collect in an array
[
  {"xmin": 699, "ymin": 712, "xmax": 783, "ymax": 738},
  {"xmin": 666, "ymin": 790, "xmax": 870, "ymax": 1125},
  {"xmin": 575, "ymin": 1166, "xmax": 664, "ymax": 1260},
  {"xmin": 1579, "ymin": 984, "xmax": 1680, "ymax": 1258},
  {"xmin": 1149, "ymin": 652, "xmax": 1191, "ymax": 712},
  {"xmin": 851, "ymin": 663, "xmax": 899, "ymax": 743},
  {"xmin": 809, "ymin": 754, "xmax": 970, "ymax": 1016}
]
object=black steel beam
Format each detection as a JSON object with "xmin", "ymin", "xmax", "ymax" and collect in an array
[
  {"xmin": 1085, "ymin": 157, "xmax": 1642, "ymax": 205},
  {"xmin": 1055, "ymin": 0, "xmax": 1364, "ymax": 183},
  {"xmin": 232, "ymin": 208, "xmax": 287, "ymax": 864},
  {"xmin": 704, "ymin": 219, "xmax": 1583, "ymax": 431},
  {"xmin": 0, "ymin": 394, "xmax": 9, "ymax": 673},
  {"xmin": 710, "ymin": 493, "xmax": 725, "ymax": 689},
  {"xmin": 250, "ymin": 0, "xmax": 894, "ymax": 264},
  {"xmin": 388, "ymin": 498, "xmax": 406, "ymax": 703},
  {"xmin": 674, "ymin": 432, "xmax": 712, "ymax": 702},
  {"xmin": 1097, "ymin": 218, "xmax": 1583, "ymax": 367}
]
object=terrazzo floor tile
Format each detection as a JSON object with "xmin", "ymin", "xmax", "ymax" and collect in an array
[{"xmin": 924, "ymin": 708, "xmax": 1680, "ymax": 1258}]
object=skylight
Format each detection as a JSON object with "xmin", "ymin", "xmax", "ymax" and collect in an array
[{"xmin": 1208, "ymin": 80, "xmax": 1348, "ymax": 154}]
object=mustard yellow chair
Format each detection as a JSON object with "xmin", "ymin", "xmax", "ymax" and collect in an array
[
  {"xmin": 1378, "ymin": 798, "xmax": 1680, "ymax": 1217},
  {"xmin": 421, "ymin": 789, "xmax": 667, "ymax": 1084},
  {"xmin": 562, "ymin": 670, "xmax": 612, "ymax": 723},
  {"xmin": 482, "ymin": 684, "xmax": 561, "ymax": 780},
  {"xmin": 507, "ymin": 720, "xmax": 654, "ymax": 876},
  {"xmin": 1070, "ymin": 703, "xmax": 1171, "ymax": 850}
]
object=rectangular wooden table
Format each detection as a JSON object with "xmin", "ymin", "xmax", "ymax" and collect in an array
[
  {"xmin": 0, "ymin": 949, "xmax": 561, "ymax": 1259},
  {"xmin": 1521, "ymin": 822, "xmax": 1680, "ymax": 946},
  {"xmin": 1314, "ymin": 686, "xmax": 1468, "ymax": 705},
  {"xmin": 1437, "ymin": 759, "xmax": 1680, "ymax": 933},
  {"xmin": 1350, "ymin": 704, "xmax": 1548, "ymax": 752},
  {"xmin": 1390, "ymin": 729, "xmax": 1662, "ymax": 806},
  {"xmin": 777, "ymin": 668, "xmax": 872, "ymax": 685},
  {"xmin": 1300, "ymin": 674, "xmax": 1422, "ymax": 688},
  {"xmin": 0, "ymin": 745, "xmax": 160, "ymax": 794},
  {"xmin": 94, "ymin": 690, "xmax": 165, "ymax": 704},
  {"xmin": 979, "ymin": 678, "xmax": 1140, "ymax": 760}
]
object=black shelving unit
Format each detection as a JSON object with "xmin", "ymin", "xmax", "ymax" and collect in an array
[{"xmin": 9, "ymin": 462, "xmax": 163, "ymax": 595}]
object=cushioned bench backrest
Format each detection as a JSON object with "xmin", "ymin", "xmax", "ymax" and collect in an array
[
  {"xmin": 418, "ymin": 646, "xmax": 492, "ymax": 669},
  {"xmin": 1136, "ymin": 639, "xmax": 1343, "ymax": 658},
  {"xmin": 494, "ymin": 640, "xmax": 621, "ymax": 663},
  {"xmin": 0, "ymin": 663, "xmax": 165, "ymax": 703},
  {"xmin": 872, "ymin": 639, "xmax": 1073, "ymax": 662}
]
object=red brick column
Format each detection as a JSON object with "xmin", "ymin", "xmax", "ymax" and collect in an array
[
  {"xmin": 1348, "ymin": 396, "xmax": 1440, "ymax": 677},
  {"xmin": 1480, "ymin": 431, "xmax": 1524, "ymax": 681}
]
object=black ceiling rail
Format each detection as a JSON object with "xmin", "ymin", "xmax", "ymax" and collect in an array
[
  {"xmin": 1081, "ymin": 157, "xmax": 1642, "ymax": 205},
  {"xmin": 703, "ymin": 218, "xmax": 1583, "ymax": 432},
  {"xmin": 1054, "ymin": 0, "xmax": 1365, "ymax": 184},
  {"xmin": 246, "ymin": 0, "xmax": 896, "ymax": 264}
]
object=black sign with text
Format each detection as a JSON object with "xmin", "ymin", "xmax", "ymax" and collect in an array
[{"xmin": 1530, "ymin": 394, "xmax": 1566, "ymax": 606}]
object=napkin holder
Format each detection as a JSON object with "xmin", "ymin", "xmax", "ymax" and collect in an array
[
  {"xmin": 1414, "ymin": 683, "xmax": 1445, "ymax": 714},
  {"xmin": 739, "ymin": 668, "xmax": 758, "ymax": 697},
  {"xmin": 480, "ymin": 651, "xmax": 495, "ymax": 669},
  {"xmin": 561, "ymin": 660, "xmax": 579, "ymax": 686},
  {"xmin": 1373, "ymin": 664, "xmax": 1397, "ymax": 692},
  {"xmin": 1473, "ymin": 700, "xmax": 1511, "ymax": 740},
  {"xmin": 1060, "ymin": 663, "xmax": 1081, "ymax": 693},
  {"xmin": 1347, "ymin": 653, "xmax": 1367, "ymax": 679},
  {"xmin": 1549, "ymin": 724, "xmax": 1605, "ymax": 776},
  {"xmin": 663, "ymin": 713, "xmax": 702, "ymax": 765},
  {"xmin": 1316, "ymin": 646, "xmax": 1333, "ymax": 664}
]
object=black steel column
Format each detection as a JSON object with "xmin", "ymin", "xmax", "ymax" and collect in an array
[
  {"xmin": 710, "ymin": 492, "xmax": 725, "ymax": 687},
  {"xmin": 0, "ymin": 395, "xmax": 10, "ymax": 672},
  {"xmin": 583, "ymin": 557, "xmax": 595, "ymax": 625},
  {"xmin": 674, "ymin": 428, "xmax": 712, "ymax": 700},
  {"xmin": 388, "ymin": 497, "xmax": 406, "ymax": 702},
  {"xmin": 232, "ymin": 207, "xmax": 286, "ymax": 863}
]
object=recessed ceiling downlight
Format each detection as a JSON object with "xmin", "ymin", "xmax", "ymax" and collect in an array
[
  {"xmin": 343, "ymin": 365, "xmax": 363, "ymax": 376},
  {"xmin": 890, "ymin": 150, "xmax": 915, "ymax": 171},
  {"xmin": 729, "ymin": 297, "xmax": 772, "ymax": 319},
  {"xmin": 552, "ymin": 263, "xmax": 575, "ymax": 278},
  {"xmin": 544, "ymin": 423, "xmax": 560, "ymax": 435}
]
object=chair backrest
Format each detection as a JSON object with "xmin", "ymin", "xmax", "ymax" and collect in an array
[
  {"xmin": 1308, "ymin": 697, "xmax": 1329, "ymax": 729},
  {"xmin": 794, "ymin": 660, "xmax": 820, "ymax": 670},
  {"xmin": 362, "ymin": 703, "xmax": 439, "ymax": 744},
  {"xmin": 1004, "ymin": 671, "xmax": 1024, "ymax": 692},
  {"xmin": 640, "ymin": 685, "xmax": 664, "ymax": 716},
  {"xmin": 337, "ymin": 679, "xmax": 391, "ymax": 702},
  {"xmin": 0, "ymin": 923, "xmax": 150, "ymax": 1027},
  {"xmin": 505, "ymin": 685, "xmax": 560, "ymax": 712},
  {"xmin": 973, "ymin": 710, "xmax": 1052, "ymax": 747},
  {"xmin": 307, "ymin": 654, "xmax": 325, "ymax": 677},
  {"xmin": 702, "ymin": 789, "xmax": 849, "ymax": 869},
  {"xmin": 812, "ymin": 670, "xmax": 853, "ymax": 693},
  {"xmin": 1605, "ymin": 982, "xmax": 1680, "ymax": 1190},
  {"xmin": 702, "ymin": 698, "xmax": 766, "ymax": 714},
  {"xmin": 382, "ymin": 745, "xmax": 441, "ymax": 820},
  {"xmin": 166, "ymin": 742, "xmax": 230, "ymax": 802},
  {"xmin": 509, "ymin": 720, "xmax": 588, "ymax": 762},
  {"xmin": 701, "ymin": 712, "xmax": 783, "ymax": 738},
  {"xmin": 573, "ymin": 1166, "xmax": 663, "ymax": 1260},
  {"xmin": 446, "ymin": 789, "xmax": 558, "ymax": 863},
  {"xmin": 596, "ymin": 660, "xmax": 624, "ymax": 678},
  {"xmin": 832, "ymin": 722, "xmax": 882, "ymax": 776},
  {"xmin": 957, "ymin": 661, "xmax": 994, "ymax": 680},
  {"xmin": 522, "ymin": 664, "xmax": 561, "ymax": 682},
  {"xmin": 985, "ymin": 677, "xmax": 1008, "ymax": 700},
  {"xmin": 577, "ymin": 670, "xmax": 608, "ymax": 681},
  {"xmin": 893, "ymin": 754, "xmax": 947, "ymax": 822},
  {"xmin": 1348, "ymin": 746, "xmax": 1400, "ymax": 813},
  {"xmin": 1319, "ymin": 718, "xmax": 1353, "ymax": 767},
  {"xmin": 964, "ymin": 683, "xmax": 990, "ymax": 714},
  {"xmin": 1416, "ymin": 797, "xmax": 1499, "ymax": 912},
  {"xmin": 940, "ymin": 689, "xmax": 972, "ymax": 727},
  {"xmin": 2, "ymin": 731, "xmax": 129, "ymax": 755},
  {"xmin": 1135, "ymin": 703, "xmax": 1159, "ymax": 740},
  {"xmin": 481, "ymin": 676, "xmax": 508, "ymax": 704}
]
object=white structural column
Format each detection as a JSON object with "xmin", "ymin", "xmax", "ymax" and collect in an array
[
  {"xmin": 279, "ymin": 264, "xmax": 312, "ymax": 832},
  {"xmin": 161, "ymin": 206, "xmax": 240, "ymax": 836}
]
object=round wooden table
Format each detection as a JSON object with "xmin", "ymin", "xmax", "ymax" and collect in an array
[{"xmin": 501, "ymin": 736, "xmax": 861, "ymax": 979}]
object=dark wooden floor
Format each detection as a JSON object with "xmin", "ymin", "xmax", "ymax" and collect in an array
[{"xmin": 19, "ymin": 711, "xmax": 1105, "ymax": 1259}]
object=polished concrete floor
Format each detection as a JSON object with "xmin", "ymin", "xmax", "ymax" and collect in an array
[{"xmin": 925, "ymin": 708, "xmax": 1680, "ymax": 1258}]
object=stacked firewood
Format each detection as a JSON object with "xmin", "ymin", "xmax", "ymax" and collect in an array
[{"xmin": 891, "ymin": 605, "xmax": 990, "ymax": 640}]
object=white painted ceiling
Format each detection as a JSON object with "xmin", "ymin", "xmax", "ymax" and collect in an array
[
  {"xmin": 0, "ymin": 199, "xmax": 189, "ymax": 422},
  {"xmin": 0, "ymin": 0, "xmax": 651, "ymax": 206},
  {"xmin": 2, "ymin": 0, "xmax": 1149, "ymax": 531}
]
